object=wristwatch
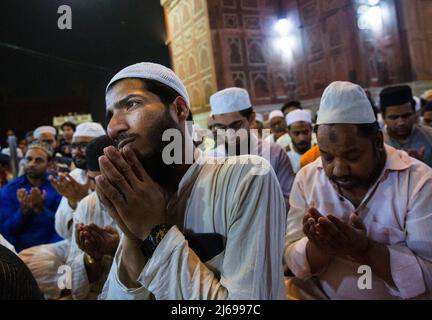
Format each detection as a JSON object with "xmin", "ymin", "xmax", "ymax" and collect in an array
[{"xmin": 139, "ymin": 224, "xmax": 173, "ymax": 259}]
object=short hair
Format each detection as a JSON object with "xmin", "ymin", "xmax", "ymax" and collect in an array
[
  {"xmin": 0, "ymin": 245, "xmax": 44, "ymax": 300},
  {"xmin": 27, "ymin": 142, "xmax": 53, "ymax": 160},
  {"xmin": 380, "ymin": 85, "xmax": 415, "ymax": 114},
  {"xmin": 281, "ymin": 100, "xmax": 302, "ymax": 113},
  {"xmin": 61, "ymin": 122, "xmax": 76, "ymax": 132},
  {"xmin": 86, "ymin": 135, "xmax": 113, "ymax": 172}
]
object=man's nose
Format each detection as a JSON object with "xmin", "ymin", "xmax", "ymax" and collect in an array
[
  {"xmin": 332, "ymin": 159, "xmax": 350, "ymax": 177},
  {"xmin": 107, "ymin": 111, "xmax": 129, "ymax": 140}
]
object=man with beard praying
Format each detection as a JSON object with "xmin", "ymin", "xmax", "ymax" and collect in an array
[
  {"xmin": 97, "ymin": 62, "xmax": 286, "ymax": 299},
  {"xmin": 207, "ymin": 87, "xmax": 294, "ymax": 211},
  {"xmin": 284, "ymin": 81, "xmax": 432, "ymax": 299},
  {"xmin": 286, "ymin": 110, "xmax": 313, "ymax": 173},
  {"xmin": 51, "ymin": 122, "xmax": 105, "ymax": 240},
  {"xmin": 0, "ymin": 142, "xmax": 62, "ymax": 251}
]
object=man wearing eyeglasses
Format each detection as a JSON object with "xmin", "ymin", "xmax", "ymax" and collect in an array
[
  {"xmin": 50, "ymin": 122, "xmax": 106, "ymax": 240},
  {"xmin": 207, "ymin": 87, "xmax": 295, "ymax": 212},
  {"xmin": 381, "ymin": 85, "xmax": 432, "ymax": 167}
]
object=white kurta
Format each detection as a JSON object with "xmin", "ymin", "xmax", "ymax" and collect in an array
[
  {"xmin": 100, "ymin": 154, "xmax": 287, "ymax": 300},
  {"xmin": 284, "ymin": 145, "xmax": 432, "ymax": 299},
  {"xmin": 287, "ymin": 149, "xmax": 302, "ymax": 174},
  {"xmin": 66, "ymin": 192, "xmax": 120, "ymax": 300},
  {"xmin": 264, "ymin": 133, "xmax": 291, "ymax": 151},
  {"xmin": 54, "ymin": 168, "xmax": 88, "ymax": 240}
]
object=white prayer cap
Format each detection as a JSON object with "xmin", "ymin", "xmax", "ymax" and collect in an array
[
  {"xmin": 210, "ymin": 87, "xmax": 251, "ymax": 115},
  {"xmin": 73, "ymin": 122, "xmax": 105, "ymax": 138},
  {"xmin": 286, "ymin": 109, "xmax": 312, "ymax": 126},
  {"xmin": 106, "ymin": 62, "xmax": 190, "ymax": 109},
  {"xmin": 34, "ymin": 126, "xmax": 56, "ymax": 139},
  {"xmin": 317, "ymin": 81, "xmax": 376, "ymax": 125},
  {"xmin": 269, "ymin": 110, "xmax": 284, "ymax": 122},
  {"xmin": 255, "ymin": 113, "xmax": 264, "ymax": 123}
]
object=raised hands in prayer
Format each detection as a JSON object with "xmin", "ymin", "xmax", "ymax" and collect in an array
[
  {"xmin": 49, "ymin": 173, "xmax": 90, "ymax": 209},
  {"xmin": 16, "ymin": 187, "xmax": 47, "ymax": 214},
  {"xmin": 95, "ymin": 145, "xmax": 167, "ymax": 242},
  {"xmin": 303, "ymin": 208, "xmax": 369, "ymax": 260},
  {"xmin": 75, "ymin": 223, "xmax": 120, "ymax": 260}
]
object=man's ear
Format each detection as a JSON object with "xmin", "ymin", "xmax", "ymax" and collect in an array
[
  {"xmin": 173, "ymin": 96, "xmax": 189, "ymax": 122},
  {"xmin": 375, "ymin": 131, "xmax": 384, "ymax": 150}
]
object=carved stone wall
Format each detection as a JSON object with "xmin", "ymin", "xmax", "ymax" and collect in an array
[
  {"xmin": 161, "ymin": 0, "xmax": 218, "ymax": 114},
  {"xmin": 161, "ymin": 0, "xmax": 431, "ymax": 116}
]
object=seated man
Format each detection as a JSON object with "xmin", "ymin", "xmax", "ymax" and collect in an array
[
  {"xmin": 33, "ymin": 125, "xmax": 72, "ymax": 174},
  {"xmin": 265, "ymin": 110, "xmax": 292, "ymax": 151},
  {"xmin": 97, "ymin": 62, "xmax": 286, "ymax": 299},
  {"xmin": 284, "ymin": 81, "xmax": 432, "ymax": 300},
  {"xmin": 286, "ymin": 110, "xmax": 313, "ymax": 173},
  {"xmin": 51, "ymin": 122, "xmax": 106, "ymax": 240},
  {"xmin": 381, "ymin": 85, "xmax": 432, "ymax": 167},
  {"xmin": 207, "ymin": 87, "xmax": 294, "ymax": 211},
  {"xmin": 0, "ymin": 142, "xmax": 62, "ymax": 252},
  {"xmin": 66, "ymin": 135, "xmax": 121, "ymax": 300}
]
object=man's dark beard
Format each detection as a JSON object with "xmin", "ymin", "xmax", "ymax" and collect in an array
[
  {"xmin": 294, "ymin": 141, "xmax": 311, "ymax": 154},
  {"xmin": 115, "ymin": 110, "xmax": 182, "ymax": 187},
  {"xmin": 25, "ymin": 169, "xmax": 45, "ymax": 180},
  {"xmin": 73, "ymin": 156, "xmax": 87, "ymax": 170}
]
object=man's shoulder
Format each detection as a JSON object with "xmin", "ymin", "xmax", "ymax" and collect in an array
[
  {"xmin": 415, "ymin": 125, "xmax": 432, "ymax": 142},
  {"xmin": 1, "ymin": 176, "xmax": 26, "ymax": 194},
  {"xmin": 197, "ymin": 154, "xmax": 274, "ymax": 183}
]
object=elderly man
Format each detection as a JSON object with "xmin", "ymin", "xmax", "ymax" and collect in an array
[
  {"xmin": 51, "ymin": 122, "xmax": 106, "ymax": 240},
  {"xmin": 381, "ymin": 85, "xmax": 432, "ymax": 167},
  {"xmin": 97, "ymin": 62, "xmax": 286, "ymax": 300},
  {"xmin": 284, "ymin": 81, "xmax": 432, "ymax": 300},
  {"xmin": 265, "ymin": 110, "xmax": 291, "ymax": 151},
  {"xmin": 286, "ymin": 110, "xmax": 313, "ymax": 173},
  {"xmin": 208, "ymin": 87, "xmax": 294, "ymax": 211},
  {"xmin": 0, "ymin": 142, "xmax": 62, "ymax": 252}
]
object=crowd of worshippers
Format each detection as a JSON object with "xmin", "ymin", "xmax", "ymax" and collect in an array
[{"xmin": 0, "ymin": 62, "xmax": 432, "ymax": 300}]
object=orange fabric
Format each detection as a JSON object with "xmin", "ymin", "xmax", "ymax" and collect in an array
[{"xmin": 300, "ymin": 145, "xmax": 320, "ymax": 168}]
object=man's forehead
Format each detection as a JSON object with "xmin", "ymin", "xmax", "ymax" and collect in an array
[
  {"xmin": 73, "ymin": 136, "xmax": 94, "ymax": 143},
  {"xmin": 26, "ymin": 148, "xmax": 48, "ymax": 159},
  {"xmin": 290, "ymin": 122, "xmax": 311, "ymax": 130},
  {"xmin": 385, "ymin": 102, "xmax": 413, "ymax": 114},
  {"xmin": 318, "ymin": 124, "xmax": 361, "ymax": 144},
  {"xmin": 40, "ymin": 132, "xmax": 55, "ymax": 139},
  {"xmin": 105, "ymin": 78, "xmax": 151, "ymax": 110},
  {"xmin": 213, "ymin": 112, "xmax": 245, "ymax": 123}
]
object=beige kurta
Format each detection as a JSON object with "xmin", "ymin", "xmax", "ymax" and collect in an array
[{"xmin": 284, "ymin": 145, "xmax": 432, "ymax": 299}]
